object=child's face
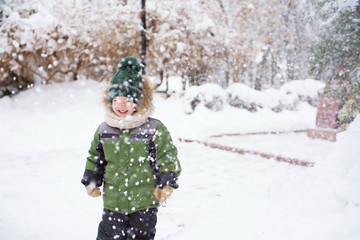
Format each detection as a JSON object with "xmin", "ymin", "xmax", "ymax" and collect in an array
[{"xmin": 112, "ymin": 96, "xmax": 136, "ymax": 117}]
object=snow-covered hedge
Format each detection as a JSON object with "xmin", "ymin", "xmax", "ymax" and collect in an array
[
  {"xmin": 227, "ymin": 83, "xmax": 298, "ymax": 112},
  {"xmin": 183, "ymin": 83, "xmax": 226, "ymax": 114},
  {"xmin": 183, "ymin": 80, "xmax": 325, "ymax": 114},
  {"xmin": 280, "ymin": 79, "xmax": 325, "ymax": 107}
]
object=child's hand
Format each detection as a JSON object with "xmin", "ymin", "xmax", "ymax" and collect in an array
[
  {"xmin": 85, "ymin": 184, "xmax": 101, "ymax": 197},
  {"xmin": 153, "ymin": 186, "xmax": 173, "ymax": 204}
]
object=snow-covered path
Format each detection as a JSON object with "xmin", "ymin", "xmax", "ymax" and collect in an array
[
  {"xmin": 205, "ymin": 132, "xmax": 335, "ymax": 164},
  {"xmin": 1, "ymin": 80, "xmax": 359, "ymax": 240}
]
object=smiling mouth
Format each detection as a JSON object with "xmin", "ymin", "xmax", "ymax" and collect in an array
[{"xmin": 118, "ymin": 110, "xmax": 128, "ymax": 114}]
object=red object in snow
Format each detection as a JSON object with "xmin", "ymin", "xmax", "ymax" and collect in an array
[
  {"xmin": 306, "ymin": 85, "xmax": 343, "ymax": 141},
  {"xmin": 315, "ymin": 96, "xmax": 342, "ymax": 129},
  {"xmin": 306, "ymin": 128, "xmax": 338, "ymax": 141}
]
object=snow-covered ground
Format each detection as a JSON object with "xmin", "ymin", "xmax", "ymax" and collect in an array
[
  {"xmin": 205, "ymin": 132, "xmax": 334, "ymax": 164},
  {"xmin": 0, "ymin": 80, "xmax": 359, "ymax": 240}
]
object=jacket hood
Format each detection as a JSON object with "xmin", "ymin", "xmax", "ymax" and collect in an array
[{"xmin": 102, "ymin": 75, "xmax": 154, "ymax": 115}]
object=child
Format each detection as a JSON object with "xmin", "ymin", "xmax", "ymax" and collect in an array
[{"xmin": 81, "ymin": 56, "xmax": 181, "ymax": 240}]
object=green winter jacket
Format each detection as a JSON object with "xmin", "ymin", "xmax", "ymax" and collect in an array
[{"xmin": 82, "ymin": 118, "xmax": 181, "ymax": 214}]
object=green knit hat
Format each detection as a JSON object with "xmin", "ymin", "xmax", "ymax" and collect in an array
[{"xmin": 108, "ymin": 56, "xmax": 143, "ymax": 104}]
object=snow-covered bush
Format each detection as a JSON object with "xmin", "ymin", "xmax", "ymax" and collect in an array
[
  {"xmin": 262, "ymin": 88, "xmax": 299, "ymax": 112},
  {"xmin": 280, "ymin": 79, "xmax": 325, "ymax": 107},
  {"xmin": 183, "ymin": 83, "xmax": 226, "ymax": 114},
  {"xmin": 226, "ymin": 83, "xmax": 262, "ymax": 112},
  {"xmin": 226, "ymin": 83, "xmax": 298, "ymax": 112},
  {"xmin": 0, "ymin": 0, "xmax": 140, "ymax": 97},
  {"xmin": 182, "ymin": 80, "xmax": 325, "ymax": 114}
]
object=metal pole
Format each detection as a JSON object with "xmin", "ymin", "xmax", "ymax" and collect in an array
[{"xmin": 141, "ymin": 0, "xmax": 146, "ymax": 74}]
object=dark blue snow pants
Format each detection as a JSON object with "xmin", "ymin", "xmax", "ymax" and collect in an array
[{"xmin": 96, "ymin": 208, "xmax": 158, "ymax": 240}]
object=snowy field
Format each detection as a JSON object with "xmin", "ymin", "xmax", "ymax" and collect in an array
[{"xmin": 0, "ymin": 80, "xmax": 359, "ymax": 240}]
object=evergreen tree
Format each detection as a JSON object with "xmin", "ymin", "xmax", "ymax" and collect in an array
[
  {"xmin": 310, "ymin": 0, "xmax": 360, "ymax": 87},
  {"xmin": 309, "ymin": 0, "xmax": 360, "ymax": 123}
]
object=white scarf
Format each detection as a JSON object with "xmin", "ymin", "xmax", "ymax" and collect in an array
[{"xmin": 104, "ymin": 105, "xmax": 154, "ymax": 129}]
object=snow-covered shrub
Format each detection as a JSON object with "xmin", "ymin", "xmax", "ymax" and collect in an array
[
  {"xmin": 226, "ymin": 83, "xmax": 298, "ymax": 112},
  {"xmin": 226, "ymin": 83, "xmax": 262, "ymax": 112},
  {"xmin": 183, "ymin": 83, "xmax": 226, "ymax": 114},
  {"xmin": 261, "ymin": 88, "xmax": 299, "ymax": 112},
  {"xmin": 280, "ymin": 79, "xmax": 325, "ymax": 107},
  {"xmin": 183, "ymin": 80, "xmax": 321, "ymax": 114},
  {"xmin": 0, "ymin": 0, "xmax": 140, "ymax": 97}
]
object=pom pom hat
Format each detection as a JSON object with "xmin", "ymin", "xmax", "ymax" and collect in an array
[{"xmin": 108, "ymin": 56, "xmax": 143, "ymax": 104}]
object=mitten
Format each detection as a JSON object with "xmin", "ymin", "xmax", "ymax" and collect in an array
[
  {"xmin": 86, "ymin": 184, "xmax": 101, "ymax": 197},
  {"xmin": 153, "ymin": 186, "xmax": 173, "ymax": 204}
]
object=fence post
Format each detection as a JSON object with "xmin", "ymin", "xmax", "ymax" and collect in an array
[{"xmin": 140, "ymin": 0, "xmax": 146, "ymax": 74}]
